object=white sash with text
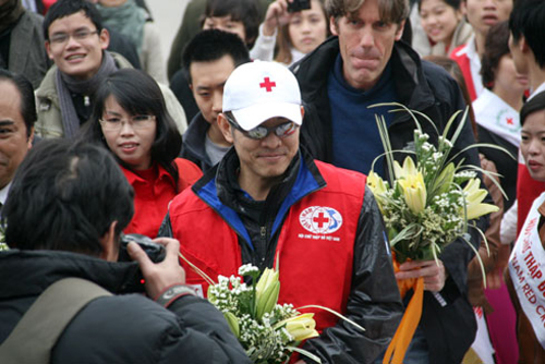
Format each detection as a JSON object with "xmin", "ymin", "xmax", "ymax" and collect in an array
[{"xmin": 509, "ymin": 192, "xmax": 545, "ymax": 349}]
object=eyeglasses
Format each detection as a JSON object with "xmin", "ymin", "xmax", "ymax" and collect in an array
[
  {"xmin": 49, "ymin": 29, "xmax": 99, "ymax": 46},
  {"xmin": 99, "ymin": 115, "xmax": 156, "ymax": 132},
  {"xmin": 226, "ymin": 115, "xmax": 298, "ymax": 140}
]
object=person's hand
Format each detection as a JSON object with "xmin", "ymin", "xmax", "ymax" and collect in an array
[
  {"xmin": 395, "ymin": 259, "xmax": 447, "ymax": 292},
  {"xmin": 127, "ymin": 237, "xmax": 186, "ymax": 299},
  {"xmin": 262, "ymin": 0, "xmax": 291, "ymax": 36}
]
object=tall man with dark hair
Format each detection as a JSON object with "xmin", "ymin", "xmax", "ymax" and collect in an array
[
  {"xmin": 293, "ymin": 0, "xmax": 486, "ymax": 362},
  {"xmin": 162, "ymin": 60, "xmax": 403, "ymax": 363},
  {"xmin": 36, "ymin": 0, "xmax": 186, "ymax": 139},
  {"xmin": 0, "ymin": 139, "xmax": 250, "ymax": 363},
  {"xmin": 0, "ymin": 70, "xmax": 35, "ymax": 207},
  {"xmin": 176, "ymin": 29, "xmax": 250, "ymax": 171}
]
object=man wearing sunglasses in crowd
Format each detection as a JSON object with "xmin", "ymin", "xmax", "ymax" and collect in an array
[{"xmin": 159, "ymin": 61, "xmax": 403, "ymax": 364}]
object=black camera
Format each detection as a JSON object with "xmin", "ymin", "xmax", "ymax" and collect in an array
[
  {"xmin": 118, "ymin": 234, "xmax": 166, "ymax": 292},
  {"xmin": 118, "ymin": 233, "xmax": 166, "ymax": 263},
  {"xmin": 287, "ymin": 0, "xmax": 311, "ymax": 13}
]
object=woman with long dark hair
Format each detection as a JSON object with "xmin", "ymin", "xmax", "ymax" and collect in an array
[{"xmin": 80, "ymin": 68, "xmax": 202, "ymax": 237}]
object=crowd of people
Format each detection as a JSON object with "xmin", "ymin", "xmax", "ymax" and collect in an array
[{"xmin": 0, "ymin": 0, "xmax": 544, "ymax": 362}]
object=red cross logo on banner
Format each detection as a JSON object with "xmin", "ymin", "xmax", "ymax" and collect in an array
[
  {"xmin": 506, "ymin": 117, "xmax": 514, "ymax": 125},
  {"xmin": 259, "ymin": 77, "xmax": 276, "ymax": 92}
]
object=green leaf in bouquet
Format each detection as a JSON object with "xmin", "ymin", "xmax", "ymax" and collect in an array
[
  {"xmin": 287, "ymin": 346, "xmax": 322, "ymax": 364},
  {"xmin": 389, "ymin": 223, "xmax": 423, "ymax": 248}
]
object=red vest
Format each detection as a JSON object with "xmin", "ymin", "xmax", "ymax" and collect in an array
[{"xmin": 169, "ymin": 161, "xmax": 367, "ymax": 331}]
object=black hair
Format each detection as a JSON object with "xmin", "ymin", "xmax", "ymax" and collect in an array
[
  {"xmin": 509, "ymin": 0, "xmax": 545, "ymax": 68},
  {"xmin": 481, "ymin": 21, "xmax": 510, "ymax": 90},
  {"xmin": 80, "ymin": 69, "xmax": 183, "ymax": 189},
  {"xmin": 203, "ymin": 0, "xmax": 260, "ymax": 49},
  {"xmin": 418, "ymin": 0, "xmax": 461, "ymax": 11},
  {"xmin": 43, "ymin": 0, "xmax": 103, "ymax": 41},
  {"xmin": 4, "ymin": 139, "xmax": 134, "ymax": 256},
  {"xmin": 521, "ymin": 92, "xmax": 545, "ymax": 126},
  {"xmin": 182, "ymin": 29, "xmax": 251, "ymax": 84},
  {"xmin": 0, "ymin": 70, "xmax": 36, "ymax": 137}
]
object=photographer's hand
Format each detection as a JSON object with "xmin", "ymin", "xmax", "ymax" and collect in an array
[{"xmin": 128, "ymin": 237, "xmax": 186, "ymax": 299}]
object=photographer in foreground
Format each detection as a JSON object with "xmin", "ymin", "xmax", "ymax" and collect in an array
[{"xmin": 0, "ymin": 140, "xmax": 249, "ymax": 363}]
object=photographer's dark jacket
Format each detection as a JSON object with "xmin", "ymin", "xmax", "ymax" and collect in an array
[
  {"xmin": 161, "ymin": 149, "xmax": 404, "ymax": 364},
  {"xmin": 293, "ymin": 36, "xmax": 484, "ymax": 364},
  {"xmin": 0, "ymin": 250, "xmax": 250, "ymax": 364}
]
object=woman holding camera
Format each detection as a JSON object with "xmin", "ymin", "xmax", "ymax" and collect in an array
[{"xmin": 81, "ymin": 69, "xmax": 202, "ymax": 237}]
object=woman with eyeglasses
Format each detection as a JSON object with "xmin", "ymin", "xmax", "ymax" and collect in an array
[{"xmin": 80, "ymin": 68, "xmax": 202, "ymax": 237}]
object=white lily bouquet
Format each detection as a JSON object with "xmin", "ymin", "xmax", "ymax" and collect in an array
[
  {"xmin": 367, "ymin": 104, "xmax": 499, "ymax": 265},
  {"xmin": 366, "ymin": 104, "xmax": 502, "ymax": 364},
  {"xmin": 207, "ymin": 264, "xmax": 321, "ymax": 364}
]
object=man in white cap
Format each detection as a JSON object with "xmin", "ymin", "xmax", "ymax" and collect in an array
[{"xmin": 160, "ymin": 61, "xmax": 403, "ymax": 363}]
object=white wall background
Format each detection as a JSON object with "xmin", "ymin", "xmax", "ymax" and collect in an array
[{"xmin": 146, "ymin": 0, "xmax": 190, "ymax": 64}]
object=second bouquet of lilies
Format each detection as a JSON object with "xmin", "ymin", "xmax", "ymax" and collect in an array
[
  {"xmin": 178, "ymin": 258, "xmax": 365, "ymax": 364},
  {"xmin": 366, "ymin": 103, "xmax": 502, "ymax": 364},
  {"xmin": 368, "ymin": 103, "xmax": 499, "ymax": 265}
]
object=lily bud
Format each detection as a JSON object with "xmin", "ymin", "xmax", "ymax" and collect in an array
[
  {"xmin": 433, "ymin": 162, "xmax": 455, "ymax": 195},
  {"xmin": 394, "ymin": 157, "xmax": 417, "ymax": 179},
  {"xmin": 255, "ymin": 268, "xmax": 280, "ymax": 319},
  {"xmin": 223, "ymin": 311, "xmax": 240, "ymax": 338},
  {"xmin": 282, "ymin": 313, "xmax": 319, "ymax": 342}
]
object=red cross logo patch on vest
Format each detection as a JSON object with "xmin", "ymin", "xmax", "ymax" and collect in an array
[{"xmin": 299, "ymin": 206, "xmax": 343, "ymax": 234}]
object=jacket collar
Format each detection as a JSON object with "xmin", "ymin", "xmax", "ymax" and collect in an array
[
  {"xmin": 120, "ymin": 162, "xmax": 175, "ymax": 187},
  {"xmin": 192, "ymin": 148, "xmax": 325, "ymax": 249},
  {"xmin": 182, "ymin": 112, "xmax": 211, "ymax": 164},
  {"xmin": 0, "ymin": 249, "xmax": 141, "ymax": 299}
]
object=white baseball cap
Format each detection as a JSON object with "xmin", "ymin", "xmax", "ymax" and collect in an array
[{"xmin": 222, "ymin": 61, "xmax": 303, "ymax": 131}]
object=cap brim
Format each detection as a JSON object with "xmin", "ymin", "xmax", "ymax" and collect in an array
[{"xmin": 231, "ymin": 102, "xmax": 302, "ymax": 131}]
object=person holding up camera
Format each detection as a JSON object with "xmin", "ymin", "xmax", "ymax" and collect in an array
[{"xmin": 0, "ymin": 139, "xmax": 250, "ymax": 363}]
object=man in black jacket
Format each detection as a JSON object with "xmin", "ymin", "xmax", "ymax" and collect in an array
[
  {"xmin": 293, "ymin": 0, "xmax": 484, "ymax": 362},
  {"xmin": 0, "ymin": 140, "xmax": 249, "ymax": 363}
]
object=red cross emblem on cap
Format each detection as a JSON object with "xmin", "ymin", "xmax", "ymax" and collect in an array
[{"xmin": 259, "ymin": 77, "xmax": 276, "ymax": 92}]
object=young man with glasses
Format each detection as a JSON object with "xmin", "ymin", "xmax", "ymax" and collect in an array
[
  {"xmin": 160, "ymin": 61, "xmax": 403, "ymax": 364},
  {"xmin": 35, "ymin": 0, "xmax": 187, "ymax": 139}
]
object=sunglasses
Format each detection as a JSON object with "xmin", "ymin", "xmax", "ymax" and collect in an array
[{"xmin": 226, "ymin": 115, "xmax": 298, "ymax": 140}]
